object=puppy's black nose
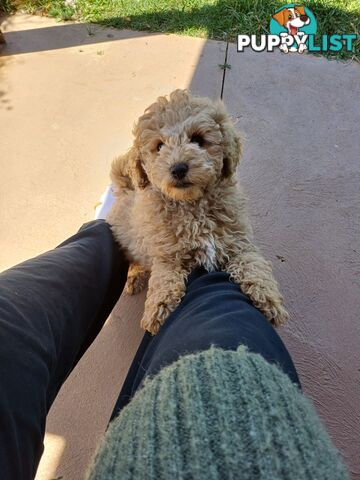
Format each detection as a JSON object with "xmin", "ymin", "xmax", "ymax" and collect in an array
[
  {"xmin": 171, "ymin": 162, "xmax": 188, "ymax": 180},
  {"xmin": 300, "ymin": 14, "xmax": 308, "ymax": 21}
]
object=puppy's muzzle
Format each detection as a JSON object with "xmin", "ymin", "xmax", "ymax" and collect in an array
[{"xmin": 171, "ymin": 162, "xmax": 189, "ymax": 180}]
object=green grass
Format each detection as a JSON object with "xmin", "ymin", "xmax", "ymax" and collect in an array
[{"xmin": 2, "ymin": 0, "xmax": 359, "ymax": 61}]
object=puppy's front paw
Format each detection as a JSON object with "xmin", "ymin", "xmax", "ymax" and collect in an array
[
  {"xmin": 142, "ymin": 267, "xmax": 186, "ymax": 334},
  {"xmin": 141, "ymin": 302, "xmax": 174, "ymax": 335},
  {"xmin": 240, "ymin": 281, "xmax": 289, "ymax": 327}
]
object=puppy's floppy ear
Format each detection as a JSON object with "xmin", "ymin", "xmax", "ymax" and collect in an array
[
  {"xmin": 272, "ymin": 8, "xmax": 287, "ymax": 26},
  {"xmin": 295, "ymin": 5, "xmax": 306, "ymax": 15},
  {"xmin": 214, "ymin": 102, "xmax": 243, "ymax": 179},
  {"xmin": 128, "ymin": 145, "xmax": 149, "ymax": 189},
  {"xmin": 111, "ymin": 144, "xmax": 149, "ymax": 190}
]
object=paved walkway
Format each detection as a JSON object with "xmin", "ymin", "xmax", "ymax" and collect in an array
[{"xmin": 1, "ymin": 14, "xmax": 359, "ymax": 480}]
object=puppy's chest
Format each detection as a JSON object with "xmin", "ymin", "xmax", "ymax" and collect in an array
[
  {"xmin": 197, "ymin": 234, "xmax": 218, "ymax": 271},
  {"xmin": 173, "ymin": 215, "xmax": 220, "ymax": 271}
]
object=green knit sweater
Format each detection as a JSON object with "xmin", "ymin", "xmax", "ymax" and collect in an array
[{"xmin": 87, "ymin": 347, "xmax": 348, "ymax": 479}]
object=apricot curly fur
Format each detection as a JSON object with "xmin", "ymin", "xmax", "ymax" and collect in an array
[{"xmin": 107, "ymin": 90, "xmax": 289, "ymax": 334}]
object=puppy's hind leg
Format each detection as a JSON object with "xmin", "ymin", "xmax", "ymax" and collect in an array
[
  {"xmin": 125, "ymin": 262, "xmax": 150, "ymax": 295},
  {"xmin": 226, "ymin": 242, "xmax": 289, "ymax": 327}
]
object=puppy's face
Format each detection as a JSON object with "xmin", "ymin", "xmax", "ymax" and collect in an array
[
  {"xmin": 131, "ymin": 90, "xmax": 241, "ymax": 201},
  {"xmin": 139, "ymin": 114, "xmax": 223, "ymax": 202}
]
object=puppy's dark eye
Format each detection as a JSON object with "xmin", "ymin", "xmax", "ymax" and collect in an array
[
  {"xmin": 157, "ymin": 142, "xmax": 164, "ymax": 152},
  {"xmin": 190, "ymin": 134, "xmax": 204, "ymax": 147}
]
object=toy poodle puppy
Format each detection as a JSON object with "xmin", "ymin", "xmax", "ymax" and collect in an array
[{"xmin": 107, "ymin": 89, "xmax": 289, "ymax": 334}]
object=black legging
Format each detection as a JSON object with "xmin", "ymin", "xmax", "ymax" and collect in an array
[{"xmin": 0, "ymin": 220, "xmax": 299, "ymax": 480}]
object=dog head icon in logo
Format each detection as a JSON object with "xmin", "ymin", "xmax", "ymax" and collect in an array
[{"xmin": 270, "ymin": 4, "xmax": 317, "ymax": 53}]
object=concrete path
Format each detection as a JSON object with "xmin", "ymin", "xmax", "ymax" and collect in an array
[{"xmin": 1, "ymin": 14, "xmax": 359, "ymax": 480}]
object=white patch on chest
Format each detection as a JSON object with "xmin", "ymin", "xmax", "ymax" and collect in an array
[{"xmin": 201, "ymin": 236, "xmax": 217, "ymax": 272}]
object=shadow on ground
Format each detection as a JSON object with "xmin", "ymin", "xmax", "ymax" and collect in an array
[{"xmin": 0, "ymin": 19, "xmax": 155, "ymax": 54}]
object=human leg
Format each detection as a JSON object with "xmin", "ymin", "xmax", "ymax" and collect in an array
[
  {"xmin": 111, "ymin": 267, "xmax": 299, "ymax": 420},
  {"xmin": 0, "ymin": 220, "xmax": 128, "ymax": 480}
]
